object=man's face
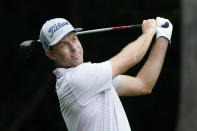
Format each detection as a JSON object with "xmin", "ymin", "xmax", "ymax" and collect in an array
[{"xmin": 48, "ymin": 32, "xmax": 84, "ymax": 68}]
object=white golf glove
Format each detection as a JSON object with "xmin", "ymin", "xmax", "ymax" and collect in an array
[{"xmin": 156, "ymin": 17, "xmax": 173, "ymax": 43}]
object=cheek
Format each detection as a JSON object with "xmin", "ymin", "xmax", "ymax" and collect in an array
[{"xmin": 55, "ymin": 49, "xmax": 70, "ymax": 61}]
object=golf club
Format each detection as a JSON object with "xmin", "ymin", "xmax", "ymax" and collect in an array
[{"xmin": 76, "ymin": 22, "xmax": 169, "ymax": 35}]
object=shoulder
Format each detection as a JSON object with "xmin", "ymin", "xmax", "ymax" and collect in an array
[
  {"xmin": 53, "ymin": 61, "xmax": 112, "ymax": 86},
  {"xmin": 70, "ymin": 61, "xmax": 112, "ymax": 86}
]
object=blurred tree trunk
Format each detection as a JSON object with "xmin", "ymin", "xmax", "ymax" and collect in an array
[
  {"xmin": 176, "ymin": 0, "xmax": 197, "ymax": 130},
  {"xmin": 8, "ymin": 73, "xmax": 54, "ymax": 131}
]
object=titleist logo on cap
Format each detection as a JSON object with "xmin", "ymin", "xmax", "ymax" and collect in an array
[{"xmin": 48, "ymin": 22, "xmax": 69, "ymax": 37}]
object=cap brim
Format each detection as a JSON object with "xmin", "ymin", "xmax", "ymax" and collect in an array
[{"xmin": 74, "ymin": 28, "xmax": 83, "ymax": 32}]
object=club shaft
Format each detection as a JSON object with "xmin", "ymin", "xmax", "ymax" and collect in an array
[{"xmin": 76, "ymin": 24, "xmax": 142, "ymax": 35}]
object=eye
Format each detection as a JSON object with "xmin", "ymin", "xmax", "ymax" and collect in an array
[{"xmin": 59, "ymin": 42, "xmax": 67, "ymax": 47}]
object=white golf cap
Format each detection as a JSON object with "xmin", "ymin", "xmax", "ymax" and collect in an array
[{"xmin": 39, "ymin": 18, "xmax": 82, "ymax": 50}]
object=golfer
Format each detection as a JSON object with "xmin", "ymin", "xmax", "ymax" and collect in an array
[{"xmin": 39, "ymin": 17, "xmax": 173, "ymax": 131}]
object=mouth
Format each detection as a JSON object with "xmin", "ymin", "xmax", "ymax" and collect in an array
[{"xmin": 72, "ymin": 53, "xmax": 80, "ymax": 60}]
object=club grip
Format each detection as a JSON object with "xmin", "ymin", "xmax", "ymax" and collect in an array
[{"xmin": 132, "ymin": 22, "xmax": 169, "ymax": 28}]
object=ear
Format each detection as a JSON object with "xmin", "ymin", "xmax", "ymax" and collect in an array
[{"xmin": 45, "ymin": 50, "xmax": 56, "ymax": 61}]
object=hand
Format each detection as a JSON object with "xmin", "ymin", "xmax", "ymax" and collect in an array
[
  {"xmin": 142, "ymin": 19, "xmax": 157, "ymax": 36},
  {"xmin": 156, "ymin": 17, "xmax": 173, "ymax": 43}
]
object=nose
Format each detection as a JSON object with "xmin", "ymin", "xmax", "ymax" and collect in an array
[{"xmin": 68, "ymin": 42, "xmax": 77, "ymax": 52}]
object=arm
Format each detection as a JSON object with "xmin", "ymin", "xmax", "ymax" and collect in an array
[
  {"xmin": 115, "ymin": 17, "xmax": 173, "ymax": 96},
  {"xmin": 109, "ymin": 19, "xmax": 156, "ymax": 79},
  {"xmin": 116, "ymin": 37, "xmax": 168, "ymax": 96}
]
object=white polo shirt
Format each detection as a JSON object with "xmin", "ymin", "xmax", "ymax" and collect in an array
[{"xmin": 53, "ymin": 61, "xmax": 131, "ymax": 131}]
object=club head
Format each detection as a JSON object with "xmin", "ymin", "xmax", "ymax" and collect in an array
[
  {"xmin": 17, "ymin": 40, "xmax": 41, "ymax": 62},
  {"xmin": 20, "ymin": 40, "xmax": 34, "ymax": 47}
]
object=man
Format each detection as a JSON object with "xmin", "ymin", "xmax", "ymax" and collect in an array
[{"xmin": 39, "ymin": 17, "xmax": 173, "ymax": 131}]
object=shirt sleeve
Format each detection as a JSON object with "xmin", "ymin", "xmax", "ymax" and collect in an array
[
  {"xmin": 68, "ymin": 61, "xmax": 113, "ymax": 104},
  {"xmin": 112, "ymin": 75, "xmax": 120, "ymax": 89}
]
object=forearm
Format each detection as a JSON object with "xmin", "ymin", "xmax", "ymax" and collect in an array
[
  {"xmin": 120, "ymin": 32, "xmax": 155, "ymax": 65},
  {"xmin": 109, "ymin": 19, "xmax": 157, "ymax": 79},
  {"xmin": 110, "ymin": 32, "xmax": 154, "ymax": 77},
  {"xmin": 137, "ymin": 37, "xmax": 168, "ymax": 92}
]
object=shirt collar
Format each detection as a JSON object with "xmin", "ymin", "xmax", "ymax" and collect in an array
[{"xmin": 53, "ymin": 68, "xmax": 67, "ymax": 79}]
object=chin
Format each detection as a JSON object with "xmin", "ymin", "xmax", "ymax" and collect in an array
[
  {"xmin": 74, "ymin": 60, "xmax": 83, "ymax": 66},
  {"xmin": 71, "ymin": 57, "xmax": 83, "ymax": 66}
]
